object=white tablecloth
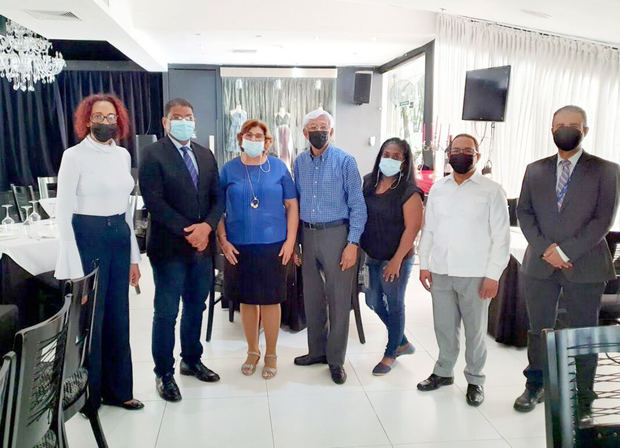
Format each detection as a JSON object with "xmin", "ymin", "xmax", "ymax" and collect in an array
[
  {"xmin": 0, "ymin": 223, "xmax": 58, "ymax": 276},
  {"xmin": 510, "ymin": 227, "xmax": 528, "ymax": 265}
]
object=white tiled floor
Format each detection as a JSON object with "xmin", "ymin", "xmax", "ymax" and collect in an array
[{"xmin": 65, "ymin": 259, "xmax": 548, "ymax": 448}]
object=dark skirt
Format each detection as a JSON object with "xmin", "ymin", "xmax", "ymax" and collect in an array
[{"xmin": 224, "ymin": 242, "xmax": 286, "ymax": 305}]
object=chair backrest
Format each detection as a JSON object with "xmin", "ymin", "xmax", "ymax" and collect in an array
[
  {"xmin": 36, "ymin": 177, "xmax": 57, "ymax": 200},
  {"xmin": 10, "ymin": 295, "xmax": 71, "ymax": 448},
  {"xmin": 0, "ymin": 191, "xmax": 20, "ymax": 223},
  {"xmin": 1, "ymin": 351, "xmax": 16, "ymax": 448},
  {"xmin": 507, "ymin": 198, "xmax": 519, "ymax": 227},
  {"xmin": 9, "ymin": 185, "xmax": 35, "ymax": 222},
  {"xmin": 61, "ymin": 268, "xmax": 98, "ymax": 418},
  {"xmin": 543, "ymin": 326, "xmax": 620, "ymax": 448}
]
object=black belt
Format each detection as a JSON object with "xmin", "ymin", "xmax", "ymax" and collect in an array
[{"xmin": 301, "ymin": 219, "xmax": 348, "ymax": 230}]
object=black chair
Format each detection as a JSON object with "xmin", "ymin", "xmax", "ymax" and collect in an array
[
  {"xmin": 9, "ymin": 184, "xmax": 35, "ymax": 222},
  {"xmin": 600, "ymin": 231, "xmax": 620, "ymax": 325},
  {"xmin": 206, "ymin": 250, "xmax": 228, "ymax": 342},
  {"xmin": 1, "ymin": 351, "xmax": 16, "ymax": 448},
  {"xmin": 507, "ymin": 198, "xmax": 519, "ymax": 227},
  {"xmin": 352, "ymin": 251, "xmax": 366, "ymax": 344},
  {"xmin": 60, "ymin": 268, "xmax": 107, "ymax": 448},
  {"xmin": 0, "ymin": 191, "xmax": 20, "ymax": 223},
  {"xmin": 10, "ymin": 295, "xmax": 71, "ymax": 448},
  {"xmin": 0, "ymin": 305, "xmax": 18, "ymax": 359},
  {"xmin": 543, "ymin": 325, "xmax": 620, "ymax": 447}
]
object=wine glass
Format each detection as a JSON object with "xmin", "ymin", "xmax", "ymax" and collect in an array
[
  {"xmin": 21, "ymin": 205, "xmax": 33, "ymax": 238},
  {"xmin": 1, "ymin": 205, "xmax": 14, "ymax": 233},
  {"xmin": 29, "ymin": 200, "xmax": 41, "ymax": 223}
]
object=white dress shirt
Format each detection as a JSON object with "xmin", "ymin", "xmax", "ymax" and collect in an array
[
  {"xmin": 54, "ymin": 136, "xmax": 141, "ymax": 280},
  {"xmin": 418, "ymin": 172, "xmax": 510, "ymax": 281},
  {"xmin": 555, "ymin": 148, "xmax": 583, "ymax": 261},
  {"xmin": 168, "ymin": 135, "xmax": 199, "ymax": 172}
]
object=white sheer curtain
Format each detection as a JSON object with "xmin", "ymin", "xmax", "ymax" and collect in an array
[{"xmin": 434, "ymin": 14, "xmax": 620, "ymax": 197}]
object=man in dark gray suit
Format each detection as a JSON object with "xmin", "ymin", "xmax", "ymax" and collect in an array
[{"xmin": 514, "ymin": 105, "xmax": 620, "ymax": 416}]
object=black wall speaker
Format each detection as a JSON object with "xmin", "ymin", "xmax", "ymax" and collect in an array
[{"xmin": 354, "ymin": 71, "xmax": 373, "ymax": 105}]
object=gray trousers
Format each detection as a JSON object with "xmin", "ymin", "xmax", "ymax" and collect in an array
[
  {"xmin": 431, "ymin": 274, "xmax": 490, "ymax": 386},
  {"xmin": 301, "ymin": 225, "xmax": 356, "ymax": 367}
]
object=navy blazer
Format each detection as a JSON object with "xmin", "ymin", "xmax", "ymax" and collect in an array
[
  {"xmin": 138, "ymin": 136, "xmax": 223, "ymax": 262},
  {"xmin": 517, "ymin": 151, "xmax": 620, "ymax": 283}
]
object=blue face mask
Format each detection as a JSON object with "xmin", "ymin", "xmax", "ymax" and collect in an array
[
  {"xmin": 379, "ymin": 157, "xmax": 402, "ymax": 177},
  {"xmin": 242, "ymin": 139, "xmax": 265, "ymax": 157},
  {"xmin": 169, "ymin": 120, "xmax": 195, "ymax": 142}
]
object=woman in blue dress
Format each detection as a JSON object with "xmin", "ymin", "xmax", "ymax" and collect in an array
[{"xmin": 217, "ymin": 119, "xmax": 299, "ymax": 379}]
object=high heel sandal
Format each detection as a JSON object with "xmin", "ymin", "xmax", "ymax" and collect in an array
[
  {"xmin": 241, "ymin": 351, "xmax": 261, "ymax": 376},
  {"xmin": 262, "ymin": 354, "xmax": 278, "ymax": 379}
]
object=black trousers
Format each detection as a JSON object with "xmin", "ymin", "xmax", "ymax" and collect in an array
[
  {"xmin": 522, "ymin": 271, "xmax": 605, "ymax": 399},
  {"xmin": 73, "ymin": 213, "xmax": 134, "ymax": 409}
]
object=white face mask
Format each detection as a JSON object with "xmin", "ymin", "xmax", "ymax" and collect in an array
[
  {"xmin": 242, "ymin": 139, "xmax": 264, "ymax": 157},
  {"xmin": 379, "ymin": 157, "xmax": 402, "ymax": 177}
]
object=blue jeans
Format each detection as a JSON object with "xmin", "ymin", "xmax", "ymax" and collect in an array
[
  {"xmin": 365, "ymin": 256, "xmax": 414, "ymax": 358},
  {"xmin": 151, "ymin": 256, "xmax": 213, "ymax": 378}
]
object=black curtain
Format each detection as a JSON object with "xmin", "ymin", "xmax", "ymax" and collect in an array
[{"xmin": 0, "ymin": 70, "xmax": 163, "ymax": 189}]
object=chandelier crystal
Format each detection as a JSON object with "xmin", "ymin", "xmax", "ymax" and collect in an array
[{"xmin": 0, "ymin": 20, "xmax": 65, "ymax": 92}]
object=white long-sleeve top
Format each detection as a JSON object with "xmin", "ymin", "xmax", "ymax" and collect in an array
[
  {"xmin": 418, "ymin": 172, "xmax": 510, "ymax": 281},
  {"xmin": 54, "ymin": 136, "xmax": 141, "ymax": 280}
]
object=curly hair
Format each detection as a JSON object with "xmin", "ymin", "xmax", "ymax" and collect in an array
[
  {"xmin": 73, "ymin": 93, "xmax": 131, "ymax": 140},
  {"xmin": 236, "ymin": 119, "xmax": 273, "ymax": 150}
]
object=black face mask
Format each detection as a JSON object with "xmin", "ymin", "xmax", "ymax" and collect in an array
[
  {"xmin": 553, "ymin": 127, "xmax": 583, "ymax": 152},
  {"xmin": 91, "ymin": 123, "xmax": 118, "ymax": 143},
  {"xmin": 449, "ymin": 154, "xmax": 475, "ymax": 174},
  {"xmin": 308, "ymin": 131, "xmax": 329, "ymax": 150}
]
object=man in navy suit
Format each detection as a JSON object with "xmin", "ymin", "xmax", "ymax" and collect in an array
[
  {"xmin": 139, "ymin": 98, "xmax": 223, "ymax": 402},
  {"xmin": 514, "ymin": 105, "xmax": 620, "ymax": 419}
]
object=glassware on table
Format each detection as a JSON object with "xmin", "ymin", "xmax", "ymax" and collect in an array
[
  {"xmin": 1, "ymin": 204, "xmax": 14, "ymax": 233},
  {"xmin": 29, "ymin": 200, "xmax": 41, "ymax": 223},
  {"xmin": 21, "ymin": 205, "xmax": 36, "ymax": 239}
]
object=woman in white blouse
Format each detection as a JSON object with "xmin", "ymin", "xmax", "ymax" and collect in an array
[{"xmin": 55, "ymin": 94, "xmax": 143, "ymax": 410}]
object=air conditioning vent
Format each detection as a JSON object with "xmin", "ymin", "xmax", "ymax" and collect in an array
[{"xmin": 25, "ymin": 10, "xmax": 81, "ymax": 21}]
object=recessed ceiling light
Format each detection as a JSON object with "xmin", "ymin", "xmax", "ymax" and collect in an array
[
  {"xmin": 521, "ymin": 9, "xmax": 552, "ymax": 19},
  {"xmin": 255, "ymin": 34, "xmax": 263, "ymax": 38},
  {"xmin": 232, "ymin": 49, "xmax": 258, "ymax": 54}
]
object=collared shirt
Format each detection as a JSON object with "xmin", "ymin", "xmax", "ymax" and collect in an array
[
  {"xmin": 418, "ymin": 171, "xmax": 510, "ymax": 281},
  {"xmin": 555, "ymin": 148, "xmax": 583, "ymax": 191},
  {"xmin": 293, "ymin": 144, "xmax": 367, "ymax": 243},
  {"xmin": 169, "ymin": 135, "xmax": 199, "ymax": 173}
]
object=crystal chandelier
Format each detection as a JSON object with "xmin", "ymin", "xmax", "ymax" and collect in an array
[{"xmin": 0, "ymin": 20, "xmax": 65, "ymax": 91}]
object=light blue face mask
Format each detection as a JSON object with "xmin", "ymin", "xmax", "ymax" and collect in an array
[
  {"xmin": 242, "ymin": 138, "xmax": 265, "ymax": 157},
  {"xmin": 169, "ymin": 120, "xmax": 195, "ymax": 142},
  {"xmin": 379, "ymin": 157, "xmax": 403, "ymax": 177}
]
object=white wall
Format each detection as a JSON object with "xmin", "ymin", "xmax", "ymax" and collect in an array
[{"xmin": 334, "ymin": 67, "xmax": 383, "ymax": 177}]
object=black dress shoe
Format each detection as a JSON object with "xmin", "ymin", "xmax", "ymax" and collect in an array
[
  {"xmin": 417, "ymin": 373, "xmax": 454, "ymax": 391},
  {"xmin": 329, "ymin": 365, "xmax": 347, "ymax": 384},
  {"xmin": 180, "ymin": 361, "xmax": 221, "ymax": 383},
  {"xmin": 294, "ymin": 354, "xmax": 328, "ymax": 366},
  {"xmin": 513, "ymin": 387, "xmax": 544, "ymax": 412},
  {"xmin": 466, "ymin": 384, "xmax": 484, "ymax": 407},
  {"xmin": 156, "ymin": 375, "xmax": 182, "ymax": 402}
]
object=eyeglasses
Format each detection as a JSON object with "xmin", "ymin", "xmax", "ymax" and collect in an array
[
  {"xmin": 91, "ymin": 113, "xmax": 117, "ymax": 124},
  {"xmin": 306, "ymin": 125, "xmax": 330, "ymax": 132},
  {"xmin": 169, "ymin": 115, "xmax": 195, "ymax": 122},
  {"xmin": 449, "ymin": 147, "xmax": 478, "ymax": 156},
  {"xmin": 244, "ymin": 132, "xmax": 265, "ymax": 141}
]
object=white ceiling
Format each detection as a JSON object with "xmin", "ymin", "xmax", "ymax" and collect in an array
[{"xmin": 1, "ymin": 0, "xmax": 619, "ymax": 71}]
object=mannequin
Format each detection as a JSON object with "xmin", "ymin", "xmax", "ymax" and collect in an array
[
  {"xmin": 274, "ymin": 106, "xmax": 292, "ymax": 167},
  {"xmin": 226, "ymin": 103, "xmax": 248, "ymax": 153}
]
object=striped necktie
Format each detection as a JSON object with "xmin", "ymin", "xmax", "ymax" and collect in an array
[
  {"xmin": 180, "ymin": 146, "xmax": 198, "ymax": 189},
  {"xmin": 556, "ymin": 160, "xmax": 571, "ymax": 210}
]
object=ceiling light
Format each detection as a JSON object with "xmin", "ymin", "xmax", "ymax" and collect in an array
[{"xmin": 0, "ymin": 19, "xmax": 65, "ymax": 91}]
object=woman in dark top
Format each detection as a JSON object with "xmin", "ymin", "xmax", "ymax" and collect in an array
[
  {"xmin": 217, "ymin": 119, "xmax": 299, "ymax": 379},
  {"xmin": 360, "ymin": 138, "xmax": 424, "ymax": 376}
]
